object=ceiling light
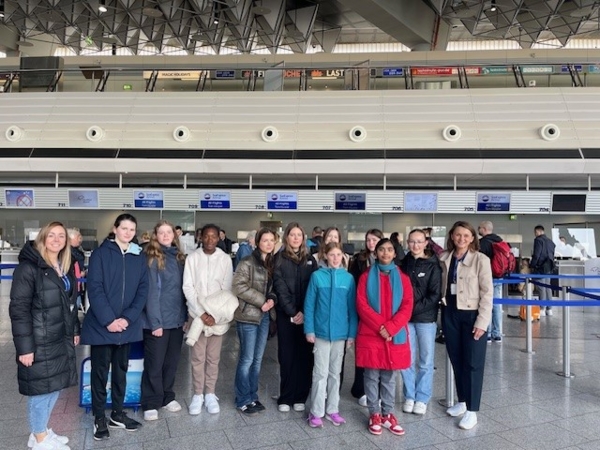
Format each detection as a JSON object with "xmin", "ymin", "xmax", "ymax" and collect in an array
[
  {"xmin": 99, "ymin": 0, "xmax": 107, "ymax": 13},
  {"xmin": 142, "ymin": 6, "xmax": 163, "ymax": 18},
  {"xmin": 0, "ymin": 0, "xmax": 4, "ymax": 18},
  {"xmin": 490, "ymin": 0, "xmax": 497, "ymax": 12}
]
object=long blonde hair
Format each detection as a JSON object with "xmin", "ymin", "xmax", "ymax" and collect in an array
[
  {"xmin": 34, "ymin": 221, "xmax": 72, "ymax": 272},
  {"xmin": 145, "ymin": 220, "xmax": 186, "ymax": 270}
]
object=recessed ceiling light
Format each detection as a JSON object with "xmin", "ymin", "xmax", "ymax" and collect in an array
[
  {"xmin": 252, "ymin": 6, "xmax": 271, "ymax": 15},
  {"xmin": 142, "ymin": 6, "xmax": 163, "ymax": 18},
  {"xmin": 17, "ymin": 40, "xmax": 34, "ymax": 47},
  {"xmin": 99, "ymin": 0, "xmax": 107, "ymax": 13}
]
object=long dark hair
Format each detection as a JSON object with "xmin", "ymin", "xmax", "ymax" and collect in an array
[
  {"xmin": 356, "ymin": 228, "xmax": 384, "ymax": 263},
  {"xmin": 107, "ymin": 213, "xmax": 137, "ymax": 240},
  {"xmin": 254, "ymin": 227, "xmax": 276, "ymax": 277},
  {"xmin": 317, "ymin": 226, "xmax": 342, "ymax": 263},
  {"xmin": 282, "ymin": 222, "xmax": 310, "ymax": 262}
]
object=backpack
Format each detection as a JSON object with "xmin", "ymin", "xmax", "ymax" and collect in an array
[{"xmin": 490, "ymin": 241, "xmax": 516, "ymax": 278}]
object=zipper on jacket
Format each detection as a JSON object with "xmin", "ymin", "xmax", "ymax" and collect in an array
[{"xmin": 119, "ymin": 252, "xmax": 126, "ymax": 345}]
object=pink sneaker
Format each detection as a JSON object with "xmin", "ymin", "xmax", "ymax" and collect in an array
[
  {"xmin": 325, "ymin": 412, "xmax": 346, "ymax": 426},
  {"xmin": 308, "ymin": 413, "xmax": 323, "ymax": 428}
]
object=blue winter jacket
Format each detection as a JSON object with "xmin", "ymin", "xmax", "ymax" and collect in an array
[
  {"xmin": 304, "ymin": 267, "xmax": 358, "ymax": 341},
  {"xmin": 81, "ymin": 239, "xmax": 149, "ymax": 345}
]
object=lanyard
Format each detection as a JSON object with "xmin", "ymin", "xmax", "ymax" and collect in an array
[{"xmin": 452, "ymin": 253, "xmax": 467, "ymax": 284}]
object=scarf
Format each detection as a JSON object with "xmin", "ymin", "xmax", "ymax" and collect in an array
[{"xmin": 366, "ymin": 262, "xmax": 406, "ymax": 344}]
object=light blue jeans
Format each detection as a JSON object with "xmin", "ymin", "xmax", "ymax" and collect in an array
[
  {"xmin": 401, "ymin": 322, "xmax": 437, "ymax": 404},
  {"xmin": 487, "ymin": 283, "xmax": 503, "ymax": 339},
  {"xmin": 234, "ymin": 313, "xmax": 270, "ymax": 408},
  {"xmin": 28, "ymin": 390, "xmax": 60, "ymax": 434}
]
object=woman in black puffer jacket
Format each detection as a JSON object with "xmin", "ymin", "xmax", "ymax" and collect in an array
[
  {"xmin": 399, "ymin": 228, "xmax": 442, "ymax": 416},
  {"xmin": 10, "ymin": 221, "xmax": 79, "ymax": 449}
]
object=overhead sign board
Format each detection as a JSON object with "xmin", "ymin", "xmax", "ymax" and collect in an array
[
  {"xmin": 267, "ymin": 192, "xmax": 297, "ymax": 210},
  {"xmin": 404, "ymin": 193, "xmax": 438, "ymax": 212},
  {"xmin": 521, "ymin": 66, "xmax": 554, "ymax": 74},
  {"xmin": 200, "ymin": 191, "xmax": 230, "ymax": 209},
  {"xmin": 215, "ymin": 70, "xmax": 235, "ymax": 79},
  {"xmin": 5, "ymin": 189, "xmax": 34, "ymax": 207},
  {"xmin": 383, "ymin": 68, "xmax": 404, "ymax": 77},
  {"xmin": 134, "ymin": 190, "xmax": 164, "ymax": 208},
  {"xmin": 68, "ymin": 190, "xmax": 99, "ymax": 208},
  {"xmin": 335, "ymin": 193, "xmax": 366, "ymax": 211},
  {"xmin": 477, "ymin": 193, "xmax": 510, "ymax": 212}
]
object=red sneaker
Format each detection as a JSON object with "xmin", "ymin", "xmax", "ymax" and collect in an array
[
  {"xmin": 382, "ymin": 413, "xmax": 405, "ymax": 436},
  {"xmin": 368, "ymin": 413, "xmax": 383, "ymax": 435}
]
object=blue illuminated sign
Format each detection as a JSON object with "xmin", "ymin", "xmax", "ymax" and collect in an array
[
  {"xmin": 201, "ymin": 191, "xmax": 231, "ymax": 209},
  {"xmin": 134, "ymin": 190, "xmax": 164, "ymax": 208},
  {"xmin": 335, "ymin": 193, "xmax": 366, "ymax": 211},
  {"xmin": 267, "ymin": 192, "xmax": 297, "ymax": 210}
]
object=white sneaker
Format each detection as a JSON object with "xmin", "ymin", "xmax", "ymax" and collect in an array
[
  {"xmin": 278, "ymin": 404, "xmax": 291, "ymax": 412},
  {"xmin": 189, "ymin": 394, "xmax": 204, "ymax": 415},
  {"xmin": 358, "ymin": 395, "xmax": 368, "ymax": 407},
  {"xmin": 402, "ymin": 399, "xmax": 414, "ymax": 413},
  {"xmin": 546, "ymin": 309, "xmax": 553, "ymax": 316},
  {"xmin": 293, "ymin": 403, "xmax": 305, "ymax": 412},
  {"xmin": 31, "ymin": 433, "xmax": 70, "ymax": 450},
  {"xmin": 204, "ymin": 393, "xmax": 220, "ymax": 414},
  {"xmin": 413, "ymin": 401, "xmax": 427, "ymax": 415},
  {"xmin": 28, "ymin": 429, "xmax": 69, "ymax": 448},
  {"xmin": 539, "ymin": 309, "xmax": 546, "ymax": 317},
  {"xmin": 162, "ymin": 400, "xmax": 182, "ymax": 412},
  {"xmin": 143, "ymin": 409, "xmax": 158, "ymax": 421},
  {"xmin": 459, "ymin": 411, "xmax": 477, "ymax": 430},
  {"xmin": 446, "ymin": 402, "xmax": 467, "ymax": 417}
]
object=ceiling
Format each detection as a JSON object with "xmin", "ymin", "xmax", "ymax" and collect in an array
[{"xmin": 1, "ymin": 0, "xmax": 600, "ymax": 55}]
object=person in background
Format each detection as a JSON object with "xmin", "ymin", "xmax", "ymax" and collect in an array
[
  {"xmin": 400, "ymin": 229, "xmax": 441, "ymax": 416},
  {"xmin": 175, "ymin": 226, "xmax": 183, "ymax": 237},
  {"xmin": 304, "ymin": 242, "xmax": 357, "ymax": 428},
  {"xmin": 390, "ymin": 232, "xmax": 405, "ymax": 264},
  {"xmin": 356, "ymin": 238, "xmax": 413, "ymax": 437},
  {"xmin": 307, "ymin": 226, "xmax": 324, "ymax": 254},
  {"xmin": 273, "ymin": 222, "xmax": 317, "ymax": 413},
  {"xmin": 217, "ymin": 229, "xmax": 234, "ymax": 254},
  {"xmin": 183, "ymin": 224, "xmax": 235, "ymax": 416},
  {"xmin": 348, "ymin": 228, "xmax": 384, "ymax": 407},
  {"xmin": 141, "ymin": 221, "xmax": 187, "ymax": 421},
  {"xmin": 140, "ymin": 231, "xmax": 151, "ymax": 246},
  {"xmin": 439, "ymin": 221, "xmax": 492, "ymax": 430},
  {"xmin": 234, "ymin": 230, "xmax": 257, "ymax": 270},
  {"xmin": 10, "ymin": 221, "xmax": 79, "ymax": 450},
  {"xmin": 315, "ymin": 227, "xmax": 349, "ymax": 268},
  {"xmin": 232, "ymin": 228, "xmax": 277, "ymax": 415},
  {"xmin": 423, "ymin": 227, "xmax": 444, "ymax": 257},
  {"xmin": 478, "ymin": 221, "xmax": 504, "ymax": 342},
  {"xmin": 81, "ymin": 214, "xmax": 149, "ymax": 441},
  {"xmin": 68, "ymin": 227, "xmax": 86, "ymax": 309},
  {"xmin": 530, "ymin": 225, "xmax": 556, "ymax": 316}
]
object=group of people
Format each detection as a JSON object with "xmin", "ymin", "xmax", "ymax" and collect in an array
[{"xmin": 10, "ymin": 216, "xmax": 497, "ymax": 449}]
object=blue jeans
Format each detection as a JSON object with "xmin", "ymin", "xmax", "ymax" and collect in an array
[
  {"xmin": 28, "ymin": 390, "xmax": 60, "ymax": 434},
  {"xmin": 234, "ymin": 313, "xmax": 270, "ymax": 408},
  {"xmin": 487, "ymin": 283, "xmax": 503, "ymax": 338},
  {"xmin": 401, "ymin": 322, "xmax": 437, "ymax": 404}
]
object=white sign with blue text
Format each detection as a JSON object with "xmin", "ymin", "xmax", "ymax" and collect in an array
[
  {"xmin": 134, "ymin": 190, "xmax": 164, "ymax": 208},
  {"xmin": 267, "ymin": 192, "xmax": 297, "ymax": 210}
]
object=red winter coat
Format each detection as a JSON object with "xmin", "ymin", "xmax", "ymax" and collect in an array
[{"xmin": 355, "ymin": 267, "xmax": 414, "ymax": 371}]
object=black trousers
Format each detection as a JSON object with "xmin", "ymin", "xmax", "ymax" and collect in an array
[
  {"xmin": 443, "ymin": 306, "xmax": 487, "ymax": 411},
  {"xmin": 90, "ymin": 343, "xmax": 130, "ymax": 418},
  {"xmin": 276, "ymin": 313, "xmax": 313, "ymax": 405},
  {"xmin": 141, "ymin": 328, "xmax": 184, "ymax": 411}
]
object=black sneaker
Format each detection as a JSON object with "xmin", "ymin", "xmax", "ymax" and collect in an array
[
  {"xmin": 109, "ymin": 411, "xmax": 142, "ymax": 431},
  {"xmin": 94, "ymin": 416, "xmax": 110, "ymax": 441},
  {"xmin": 238, "ymin": 404, "xmax": 258, "ymax": 415},
  {"xmin": 251, "ymin": 401, "xmax": 266, "ymax": 412}
]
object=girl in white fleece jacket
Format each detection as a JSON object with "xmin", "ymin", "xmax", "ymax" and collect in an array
[{"xmin": 182, "ymin": 224, "xmax": 233, "ymax": 415}]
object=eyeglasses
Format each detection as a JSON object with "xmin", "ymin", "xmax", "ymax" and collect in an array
[{"xmin": 407, "ymin": 240, "xmax": 426, "ymax": 245}]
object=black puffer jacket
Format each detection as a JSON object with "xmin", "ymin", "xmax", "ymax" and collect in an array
[
  {"xmin": 400, "ymin": 253, "xmax": 442, "ymax": 323},
  {"xmin": 9, "ymin": 241, "xmax": 79, "ymax": 396},
  {"xmin": 273, "ymin": 251, "xmax": 317, "ymax": 318}
]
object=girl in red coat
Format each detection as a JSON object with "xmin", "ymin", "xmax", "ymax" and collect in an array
[{"xmin": 355, "ymin": 238, "xmax": 413, "ymax": 437}]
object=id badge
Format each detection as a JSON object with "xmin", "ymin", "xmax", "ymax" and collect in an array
[{"xmin": 450, "ymin": 283, "xmax": 457, "ymax": 295}]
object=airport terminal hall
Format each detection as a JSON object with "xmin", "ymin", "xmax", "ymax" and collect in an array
[{"xmin": 5, "ymin": 0, "xmax": 600, "ymax": 449}]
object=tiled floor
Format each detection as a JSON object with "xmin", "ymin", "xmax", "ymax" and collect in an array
[{"xmin": 3, "ymin": 278, "xmax": 600, "ymax": 449}]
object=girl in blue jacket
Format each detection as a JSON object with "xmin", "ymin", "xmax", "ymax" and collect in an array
[
  {"xmin": 304, "ymin": 242, "xmax": 357, "ymax": 428},
  {"xmin": 81, "ymin": 213, "xmax": 149, "ymax": 441}
]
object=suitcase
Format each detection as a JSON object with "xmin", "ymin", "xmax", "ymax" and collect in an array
[{"xmin": 519, "ymin": 305, "xmax": 540, "ymax": 321}]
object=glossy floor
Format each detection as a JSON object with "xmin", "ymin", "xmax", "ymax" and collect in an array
[{"xmin": 2, "ymin": 282, "xmax": 600, "ymax": 449}]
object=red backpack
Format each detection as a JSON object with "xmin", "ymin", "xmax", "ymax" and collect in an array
[{"xmin": 490, "ymin": 241, "xmax": 516, "ymax": 278}]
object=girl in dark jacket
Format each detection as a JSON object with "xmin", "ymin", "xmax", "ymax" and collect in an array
[
  {"xmin": 273, "ymin": 222, "xmax": 317, "ymax": 412},
  {"xmin": 400, "ymin": 229, "xmax": 442, "ymax": 416},
  {"xmin": 140, "ymin": 221, "xmax": 187, "ymax": 421},
  {"xmin": 10, "ymin": 221, "xmax": 79, "ymax": 450},
  {"xmin": 232, "ymin": 227, "xmax": 277, "ymax": 414},
  {"xmin": 81, "ymin": 213, "xmax": 149, "ymax": 441}
]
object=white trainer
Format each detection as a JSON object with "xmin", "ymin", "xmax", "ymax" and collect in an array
[
  {"xmin": 162, "ymin": 400, "xmax": 182, "ymax": 412},
  {"xmin": 358, "ymin": 395, "xmax": 368, "ymax": 407},
  {"xmin": 446, "ymin": 402, "xmax": 467, "ymax": 417},
  {"xmin": 278, "ymin": 404, "xmax": 291, "ymax": 412},
  {"xmin": 293, "ymin": 403, "xmax": 305, "ymax": 412},
  {"xmin": 413, "ymin": 401, "xmax": 427, "ymax": 415},
  {"xmin": 189, "ymin": 394, "xmax": 204, "ymax": 415},
  {"xmin": 402, "ymin": 399, "xmax": 414, "ymax": 413},
  {"xmin": 143, "ymin": 409, "xmax": 158, "ymax": 421},
  {"xmin": 459, "ymin": 411, "xmax": 478, "ymax": 430},
  {"xmin": 28, "ymin": 429, "xmax": 69, "ymax": 448},
  {"xmin": 31, "ymin": 433, "xmax": 70, "ymax": 450},
  {"xmin": 204, "ymin": 393, "xmax": 220, "ymax": 414},
  {"xmin": 546, "ymin": 309, "xmax": 553, "ymax": 316}
]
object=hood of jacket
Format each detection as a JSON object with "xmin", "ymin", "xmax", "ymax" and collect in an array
[{"xmin": 19, "ymin": 240, "xmax": 51, "ymax": 269}]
